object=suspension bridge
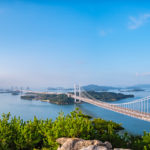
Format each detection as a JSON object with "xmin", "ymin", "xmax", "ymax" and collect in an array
[
  {"xmin": 22, "ymin": 85, "xmax": 150, "ymax": 122},
  {"xmin": 68, "ymin": 84, "xmax": 150, "ymax": 122}
]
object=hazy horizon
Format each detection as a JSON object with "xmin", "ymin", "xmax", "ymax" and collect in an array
[{"xmin": 1, "ymin": 0, "xmax": 150, "ymax": 88}]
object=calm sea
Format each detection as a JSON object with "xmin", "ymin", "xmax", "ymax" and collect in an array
[{"xmin": 0, "ymin": 90, "xmax": 150, "ymax": 135}]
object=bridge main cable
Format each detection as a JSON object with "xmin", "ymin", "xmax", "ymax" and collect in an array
[{"xmin": 71, "ymin": 86, "xmax": 150, "ymax": 122}]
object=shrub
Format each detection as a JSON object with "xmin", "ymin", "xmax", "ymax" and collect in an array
[{"xmin": 0, "ymin": 108, "xmax": 149, "ymax": 150}]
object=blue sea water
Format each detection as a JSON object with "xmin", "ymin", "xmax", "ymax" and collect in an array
[{"xmin": 0, "ymin": 90, "xmax": 150, "ymax": 135}]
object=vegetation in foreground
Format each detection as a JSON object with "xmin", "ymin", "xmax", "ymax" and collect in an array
[{"xmin": 0, "ymin": 108, "xmax": 150, "ymax": 150}]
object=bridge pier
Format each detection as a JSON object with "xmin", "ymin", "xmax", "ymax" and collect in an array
[{"xmin": 74, "ymin": 84, "xmax": 81, "ymax": 103}]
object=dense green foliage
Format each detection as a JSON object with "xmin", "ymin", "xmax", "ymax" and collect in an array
[
  {"xmin": 43, "ymin": 94, "xmax": 74, "ymax": 104},
  {"xmin": 84, "ymin": 91, "xmax": 134, "ymax": 102},
  {"xmin": 21, "ymin": 95, "xmax": 36, "ymax": 100},
  {"xmin": 0, "ymin": 109, "xmax": 150, "ymax": 150},
  {"xmin": 21, "ymin": 94, "xmax": 74, "ymax": 104}
]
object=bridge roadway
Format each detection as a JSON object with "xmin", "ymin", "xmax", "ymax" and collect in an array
[{"xmin": 70, "ymin": 94, "xmax": 150, "ymax": 122}]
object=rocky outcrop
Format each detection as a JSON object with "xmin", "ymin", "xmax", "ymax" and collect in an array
[
  {"xmin": 114, "ymin": 149, "xmax": 131, "ymax": 150},
  {"xmin": 56, "ymin": 138, "xmax": 131, "ymax": 150}
]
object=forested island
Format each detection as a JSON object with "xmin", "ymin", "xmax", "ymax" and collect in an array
[
  {"xmin": 82, "ymin": 91, "xmax": 134, "ymax": 102},
  {"xmin": 21, "ymin": 91, "xmax": 134, "ymax": 104},
  {"xmin": 21, "ymin": 93, "xmax": 74, "ymax": 104}
]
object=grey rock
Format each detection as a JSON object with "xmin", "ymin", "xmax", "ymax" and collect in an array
[
  {"xmin": 104, "ymin": 141, "xmax": 112, "ymax": 149},
  {"xmin": 58, "ymin": 138, "xmax": 80, "ymax": 150},
  {"xmin": 114, "ymin": 149, "xmax": 131, "ymax": 150},
  {"xmin": 95, "ymin": 146, "xmax": 108, "ymax": 150},
  {"xmin": 80, "ymin": 145, "xmax": 95, "ymax": 150},
  {"xmin": 56, "ymin": 137, "xmax": 132, "ymax": 150},
  {"xmin": 81, "ymin": 145, "xmax": 108, "ymax": 150},
  {"xmin": 56, "ymin": 138, "xmax": 111, "ymax": 150}
]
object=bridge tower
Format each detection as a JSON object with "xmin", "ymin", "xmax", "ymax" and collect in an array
[{"xmin": 74, "ymin": 84, "xmax": 81, "ymax": 103}]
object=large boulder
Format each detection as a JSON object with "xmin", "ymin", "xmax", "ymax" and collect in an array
[
  {"xmin": 114, "ymin": 149, "xmax": 131, "ymax": 150},
  {"xmin": 81, "ymin": 145, "xmax": 108, "ymax": 150},
  {"xmin": 56, "ymin": 138, "xmax": 112, "ymax": 150}
]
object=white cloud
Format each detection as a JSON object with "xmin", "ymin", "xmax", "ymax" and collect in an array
[
  {"xmin": 128, "ymin": 13, "xmax": 150, "ymax": 30},
  {"xmin": 136, "ymin": 72, "xmax": 150, "ymax": 77}
]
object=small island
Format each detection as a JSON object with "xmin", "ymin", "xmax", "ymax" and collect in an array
[
  {"xmin": 82, "ymin": 91, "xmax": 134, "ymax": 102},
  {"xmin": 21, "ymin": 93, "xmax": 74, "ymax": 105},
  {"xmin": 127, "ymin": 88, "xmax": 145, "ymax": 92},
  {"xmin": 21, "ymin": 91, "xmax": 134, "ymax": 104},
  {"xmin": 120, "ymin": 88, "xmax": 145, "ymax": 92}
]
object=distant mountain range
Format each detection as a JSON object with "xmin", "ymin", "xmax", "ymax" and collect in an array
[
  {"xmin": 82, "ymin": 84, "xmax": 150, "ymax": 91},
  {"xmin": 47, "ymin": 87, "xmax": 73, "ymax": 91},
  {"xmin": 82, "ymin": 84, "xmax": 119, "ymax": 91},
  {"xmin": 47, "ymin": 87, "xmax": 65, "ymax": 90},
  {"xmin": 126, "ymin": 84, "xmax": 150, "ymax": 89},
  {"xmin": 47, "ymin": 84, "xmax": 150, "ymax": 92}
]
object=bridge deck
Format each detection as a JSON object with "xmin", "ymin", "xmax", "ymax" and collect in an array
[{"xmin": 70, "ymin": 95, "xmax": 150, "ymax": 122}]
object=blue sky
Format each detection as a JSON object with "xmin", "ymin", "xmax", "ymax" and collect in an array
[{"xmin": 0, "ymin": 0, "xmax": 150, "ymax": 88}]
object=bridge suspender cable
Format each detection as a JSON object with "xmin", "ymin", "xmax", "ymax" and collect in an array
[{"xmin": 72, "ymin": 84, "xmax": 150, "ymax": 122}]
